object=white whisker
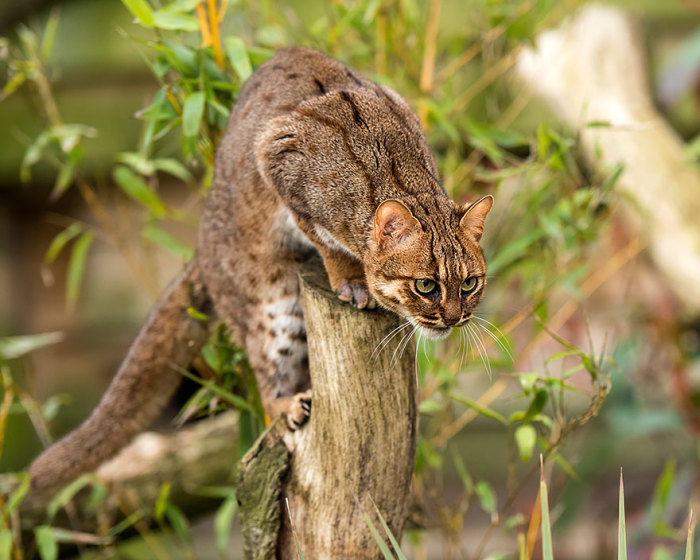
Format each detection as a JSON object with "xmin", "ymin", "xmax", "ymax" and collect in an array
[
  {"xmin": 371, "ymin": 320, "xmax": 410, "ymax": 363},
  {"xmin": 467, "ymin": 323, "xmax": 492, "ymax": 380},
  {"xmin": 472, "ymin": 317, "xmax": 514, "ymax": 363}
]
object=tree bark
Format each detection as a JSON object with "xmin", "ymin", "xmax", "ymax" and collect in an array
[
  {"xmin": 516, "ymin": 4, "xmax": 700, "ymax": 318},
  {"xmin": 276, "ymin": 258, "xmax": 418, "ymax": 559}
]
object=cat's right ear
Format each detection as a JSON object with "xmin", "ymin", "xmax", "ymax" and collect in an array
[{"xmin": 373, "ymin": 199, "xmax": 421, "ymax": 251}]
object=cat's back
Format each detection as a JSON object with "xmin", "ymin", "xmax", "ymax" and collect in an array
[{"xmin": 235, "ymin": 47, "xmax": 369, "ymax": 117}]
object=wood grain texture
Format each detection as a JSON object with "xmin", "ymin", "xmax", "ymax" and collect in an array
[{"xmin": 278, "ymin": 257, "xmax": 418, "ymax": 559}]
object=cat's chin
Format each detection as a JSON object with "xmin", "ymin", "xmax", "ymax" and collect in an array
[{"xmin": 417, "ymin": 325, "xmax": 452, "ymax": 341}]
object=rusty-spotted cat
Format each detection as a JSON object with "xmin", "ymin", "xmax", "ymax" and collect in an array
[{"xmin": 29, "ymin": 47, "xmax": 492, "ymax": 489}]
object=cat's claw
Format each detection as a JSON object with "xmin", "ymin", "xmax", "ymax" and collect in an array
[
  {"xmin": 285, "ymin": 390, "xmax": 312, "ymax": 431},
  {"xmin": 336, "ymin": 280, "xmax": 377, "ymax": 310}
]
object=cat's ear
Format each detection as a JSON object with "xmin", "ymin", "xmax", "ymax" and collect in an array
[
  {"xmin": 459, "ymin": 195, "xmax": 493, "ymax": 241},
  {"xmin": 373, "ymin": 199, "xmax": 421, "ymax": 250}
]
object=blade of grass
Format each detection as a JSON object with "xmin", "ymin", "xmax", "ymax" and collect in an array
[
  {"xmin": 619, "ymin": 468, "xmax": 627, "ymax": 560},
  {"xmin": 540, "ymin": 456, "xmax": 553, "ymax": 560},
  {"xmin": 284, "ymin": 498, "xmax": 306, "ymax": 560},
  {"xmin": 364, "ymin": 513, "xmax": 395, "ymax": 559},
  {"xmin": 686, "ymin": 509, "xmax": 695, "ymax": 560},
  {"xmin": 371, "ymin": 499, "xmax": 407, "ymax": 560}
]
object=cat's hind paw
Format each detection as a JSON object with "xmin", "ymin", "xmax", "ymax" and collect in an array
[
  {"xmin": 335, "ymin": 280, "xmax": 378, "ymax": 310},
  {"xmin": 285, "ymin": 390, "xmax": 312, "ymax": 431}
]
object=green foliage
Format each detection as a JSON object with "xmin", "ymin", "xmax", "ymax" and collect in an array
[{"xmin": 1, "ymin": 0, "xmax": 698, "ymax": 558}]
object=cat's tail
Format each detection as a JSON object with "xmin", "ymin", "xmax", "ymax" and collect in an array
[{"xmin": 29, "ymin": 260, "xmax": 213, "ymax": 490}]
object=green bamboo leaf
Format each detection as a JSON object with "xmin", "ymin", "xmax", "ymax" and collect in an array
[
  {"xmin": 686, "ymin": 510, "xmax": 695, "ymax": 560},
  {"xmin": 372, "ymin": 502, "xmax": 407, "ymax": 560},
  {"xmin": 121, "ymin": 0, "xmax": 155, "ymax": 27},
  {"xmin": 523, "ymin": 389, "xmax": 548, "ymax": 423},
  {"xmin": 41, "ymin": 9, "xmax": 60, "ymax": 59},
  {"xmin": 182, "ymin": 91, "xmax": 206, "ymax": 138},
  {"xmin": 0, "ymin": 332, "xmax": 63, "ymax": 361},
  {"xmin": 113, "ymin": 165, "xmax": 167, "ymax": 217},
  {"xmin": 152, "ymin": 158, "xmax": 192, "ymax": 182},
  {"xmin": 540, "ymin": 474, "xmax": 553, "ymax": 560},
  {"xmin": 34, "ymin": 526, "xmax": 57, "ymax": 560},
  {"xmin": 165, "ymin": 503, "xmax": 191, "ymax": 542},
  {"xmin": 175, "ymin": 367, "xmax": 255, "ymax": 413},
  {"xmin": 363, "ymin": 513, "xmax": 394, "ymax": 559},
  {"xmin": 449, "ymin": 393, "xmax": 508, "ymax": 426},
  {"xmin": 44, "ymin": 223, "xmax": 83, "ymax": 266},
  {"xmin": 66, "ymin": 232, "xmax": 93, "ymax": 306},
  {"xmin": 4, "ymin": 473, "xmax": 30, "ymax": 515},
  {"xmin": 153, "ymin": 11, "xmax": 199, "ymax": 31},
  {"xmin": 515, "ymin": 424, "xmax": 536, "ymax": 462},
  {"xmin": 154, "ymin": 482, "xmax": 171, "ymax": 522},
  {"xmin": 143, "ymin": 224, "xmax": 194, "ymax": 260},
  {"xmin": 476, "ymin": 480, "xmax": 497, "ymax": 516},
  {"xmin": 47, "ymin": 474, "xmax": 92, "ymax": 519},
  {"xmin": 619, "ymin": 469, "xmax": 627, "ymax": 560},
  {"xmin": 0, "ymin": 530, "xmax": 12, "ymax": 560},
  {"xmin": 214, "ymin": 494, "xmax": 238, "ymax": 554},
  {"xmin": 224, "ymin": 37, "xmax": 253, "ymax": 81}
]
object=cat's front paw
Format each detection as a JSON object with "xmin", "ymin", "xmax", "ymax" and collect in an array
[
  {"xmin": 285, "ymin": 390, "xmax": 312, "ymax": 431},
  {"xmin": 335, "ymin": 279, "xmax": 378, "ymax": 310}
]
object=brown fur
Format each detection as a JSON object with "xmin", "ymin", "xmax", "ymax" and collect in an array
[{"xmin": 28, "ymin": 47, "xmax": 492, "ymax": 489}]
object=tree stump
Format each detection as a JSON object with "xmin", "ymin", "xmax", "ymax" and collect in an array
[{"xmin": 274, "ymin": 258, "xmax": 418, "ymax": 559}]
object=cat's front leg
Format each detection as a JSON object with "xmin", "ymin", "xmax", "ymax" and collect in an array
[{"xmin": 320, "ymin": 250, "xmax": 378, "ymax": 310}]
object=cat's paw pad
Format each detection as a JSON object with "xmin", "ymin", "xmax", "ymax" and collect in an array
[
  {"xmin": 335, "ymin": 280, "xmax": 377, "ymax": 310},
  {"xmin": 285, "ymin": 390, "xmax": 312, "ymax": 431}
]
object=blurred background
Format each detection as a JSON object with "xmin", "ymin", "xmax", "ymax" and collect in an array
[{"xmin": 1, "ymin": 0, "xmax": 700, "ymax": 558}]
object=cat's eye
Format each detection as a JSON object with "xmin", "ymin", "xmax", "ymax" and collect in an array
[
  {"xmin": 461, "ymin": 277, "xmax": 478, "ymax": 293},
  {"xmin": 415, "ymin": 279, "xmax": 437, "ymax": 295}
]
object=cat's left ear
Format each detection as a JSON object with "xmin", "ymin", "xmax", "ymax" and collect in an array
[{"xmin": 459, "ymin": 195, "xmax": 493, "ymax": 241}]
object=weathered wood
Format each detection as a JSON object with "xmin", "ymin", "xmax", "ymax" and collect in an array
[
  {"xmin": 517, "ymin": 4, "xmax": 700, "ymax": 317},
  {"xmin": 277, "ymin": 258, "xmax": 418, "ymax": 559}
]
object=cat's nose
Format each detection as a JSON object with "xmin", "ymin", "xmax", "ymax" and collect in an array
[{"xmin": 440, "ymin": 312, "xmax": 461, "ymax": 326}]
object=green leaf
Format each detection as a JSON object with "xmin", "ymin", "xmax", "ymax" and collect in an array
[
  {"xmin": 418, "ymin": 398, "xmax": 443, "ymax": 414},
  {"xmin": 515, "ymin": 424, "xmax": 536, "ymax": 462},
  {"xmin": 113, "ymin": 165, "xmax": 167, "ymax": 217},
  {"xmin": 153, "ymin": 11, "xmax": 199, "ymax": 31},
  {"xmin": 41, "ymin": 9, "xmax": 60, "ymax": 60},
  {"xmin": 686, "ymin": 511, "xmax": 695, "ymax": 560},
  {"xmin": 152, "ymin": 158, "xmax": 192, "ymax": 182},
  {"xmin": 0, "ymin": 332, "xmax": 63, "ymax": 361},
  {"xmin": 619, "ymin": 470, "xmax": 627, "ymax": 560},
  {"xmin": 372, "ymin": 502, "xmax": 407, "ymax": 560},
  {"xmin": 34, "ymin": 526, "xmax": 57, "ymax": 560},
  {"xmin": 523, "ymin": 389, "xmax": 548, "ymax": 423},
  {"xmin": 121, "ymin": 0, "xmax": 155, "ymax": 27},
  {"xmin": 224, "ymin": 37, "xmax": 253, "ymax": 82},
  {"xmin": 175, "ymin": 367, "xmax": 255, "ymax": 413},
  {"xmin": 449, "ymin": 393, "xmax": 508, "ymax": 426},
  {"xmin": 0, "ymin": 530, "xmax": 12, "ymax": 560},
  {"xmin": 143, "ymin": 224, "xmax": 194, "ymax": 260},
  {"xmin": 4, "ymin": 473, "xmax": 30, "ymax": 515},
  {"xmin": 476, "ymin": 480, "xmax": 497, "ymax": 515},
  {"xmin": 182, "ymin": 91, "xmax": 206, "ymax": 138},
  {"xmin": 154, "ymin": 482, "xmax": 171, "ymax": 522},
  {"xmin": 363, "ymin": 513, "xmax": 394, "ymax": 560},
  {"xmin": 66, "ymin": 232, "xmax": 93, "ymax": 306},
  {"xmin": 214, "ymin": 494, "xmax": 238, "ymax": 555},
  {"xmin": 47, "ymin": 475, "xmax": 92, "ymax": 519},
  {"xmin": 44, "ymin": 223, "xmax": 83, "ymax": 266},
  {"xmin": 165, "ymin": 503, "xmax": 191, "ymax": 542},
  {"xmin": 540, "ymin": 477, "xmax": 553, "ymax": 560}
]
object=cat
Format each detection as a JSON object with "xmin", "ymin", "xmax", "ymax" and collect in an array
[{"xmin": 29, "ymin": 47, "xmax": 493, "ymax": 490}]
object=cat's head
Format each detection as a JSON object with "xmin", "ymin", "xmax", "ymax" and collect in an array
[{"xmin": 365, "ymin": 195, "xmax": 493, "ymax": 340}]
